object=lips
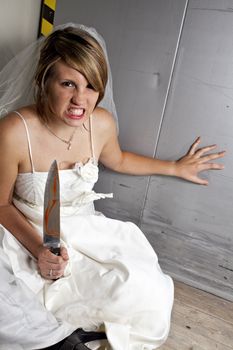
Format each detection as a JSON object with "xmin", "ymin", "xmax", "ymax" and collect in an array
[{"xmin": 66, "ymin": 108, "xmax": 85, "ymax": 119}]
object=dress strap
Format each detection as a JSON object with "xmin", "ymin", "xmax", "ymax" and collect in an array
[
  {"xmin": 89, "ymin": 114, "xmax": 96, "ymax": 162},
  {"xmin": 14, "ymin": 111, "xmax": 35, "ymax": 173}
]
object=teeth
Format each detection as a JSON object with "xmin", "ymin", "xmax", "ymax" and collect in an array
[{"xmin": 69, "ymin": 108, "xmax": 84, "ymax": 116}]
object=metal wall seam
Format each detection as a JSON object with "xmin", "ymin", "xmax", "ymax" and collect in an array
[{"xmin": 138, "ymin": 0, "xmax": 190, "ymax": 228}]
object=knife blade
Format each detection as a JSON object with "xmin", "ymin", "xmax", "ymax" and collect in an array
[{"xmin": 43, "ymin": 160, "xmax": 60, "ymax": 255}]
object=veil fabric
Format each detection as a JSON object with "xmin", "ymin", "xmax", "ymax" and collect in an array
[{"xmin": 0, "ymin": 23, "xmax": 118, "ymax": 130}]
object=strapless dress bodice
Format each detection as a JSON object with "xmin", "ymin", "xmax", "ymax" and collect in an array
[{"xmin": 13, "ymin": 159, "xmax": 112, "ymax": 213}]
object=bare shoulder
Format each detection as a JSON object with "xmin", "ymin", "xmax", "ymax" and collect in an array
[
  {"xmin": 0, "ymin": 105, "xmax": 37, "ymax": 156},
  {"xmin": 0, "ymin": 111, "xmax": 22, "ymax": 144},
  {"xmin": 92, "ymin": 107, "xmax": 117, "ymax": 134}
]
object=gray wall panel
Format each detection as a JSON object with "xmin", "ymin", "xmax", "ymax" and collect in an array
[
  {"xmin": 140, "ymin": 0, "xmax": 233, "ymax": 300},
  {"xmin": 0, "ymin": 0, "xmax": 41, "ymax": 70}
]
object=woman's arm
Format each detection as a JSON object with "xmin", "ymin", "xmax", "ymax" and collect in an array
[
  {"xmin": 0, "ymin": 116, "xmax": 43, "ymax": 256},
  {"xmin": 98, "ymin": 111, "xmax": 225, "ymax": 185},
  {"xmin": 0, "ymin": 115, "xmax": 68, "ymax": 279}
]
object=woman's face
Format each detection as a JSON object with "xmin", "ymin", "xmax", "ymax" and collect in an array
[{"xmin": 44, "ymin": 60, "xmax": 100, "ymax": 127}]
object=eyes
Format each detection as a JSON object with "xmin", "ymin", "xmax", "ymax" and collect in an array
[
  {"xmin": 61, "ymin": 80, "xmax": 95, "ymax": 90},
  {"xmin": 62, "ymin": 81, "xmax": 75, "ymax": 88}
]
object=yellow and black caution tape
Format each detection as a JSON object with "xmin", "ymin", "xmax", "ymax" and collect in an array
[{"xmin": 39, "ymin": 0, "xmax": 57, "ymax": 37}]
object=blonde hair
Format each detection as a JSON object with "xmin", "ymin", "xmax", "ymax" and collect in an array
[{"xmin": 35, "ymin": 27, "xmax": 108, "ymax": 122}]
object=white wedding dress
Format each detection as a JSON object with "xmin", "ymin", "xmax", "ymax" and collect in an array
[{"xmin": 0, "ymin": 112, "xmax": 174, "ymax": 350}]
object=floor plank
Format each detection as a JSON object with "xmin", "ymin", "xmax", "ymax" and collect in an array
[{"xmin": 159, "ymin": 281, "xmax": 233, "ymax": 350}]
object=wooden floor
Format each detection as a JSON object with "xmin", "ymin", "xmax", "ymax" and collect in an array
[{"xmin": 160, "ymin": 281, "xmax": 233, "ymax": 350}]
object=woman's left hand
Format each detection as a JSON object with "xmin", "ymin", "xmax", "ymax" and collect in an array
[{"xmin": 174, "ymin": 137, "xmax": 226, "ymax": 185}]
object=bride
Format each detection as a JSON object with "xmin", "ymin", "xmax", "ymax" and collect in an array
[{"xmin": 0, "ymin": 24, "xmax": 225, "ymax": 350}]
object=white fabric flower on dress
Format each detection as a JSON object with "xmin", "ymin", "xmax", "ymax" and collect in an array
[
  {"xmin": 71, "ymin": 159, "xmax": 113, "ymax": 206},
  {"xmin": 73, "ymin": 160, "xmax": 99, "ymax": 183}
]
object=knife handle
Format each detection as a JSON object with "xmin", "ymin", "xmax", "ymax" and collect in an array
[{"xmin": 50, "ymin": 247, "xmax": 60, "ymax": 256}]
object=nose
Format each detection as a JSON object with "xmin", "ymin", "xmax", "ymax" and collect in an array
[{"xmin": 71, "ymin": 87, "xmax": 86, "ymax": 104}]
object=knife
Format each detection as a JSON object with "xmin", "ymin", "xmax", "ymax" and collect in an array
[{"xmin": 43, "ymin": 160, "xmax": 61, "ymax": 255}]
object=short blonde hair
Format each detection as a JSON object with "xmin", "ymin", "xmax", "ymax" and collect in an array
[{"xmin": 35, "ymin": 27, "xmax": 108, "ymax": 122}]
